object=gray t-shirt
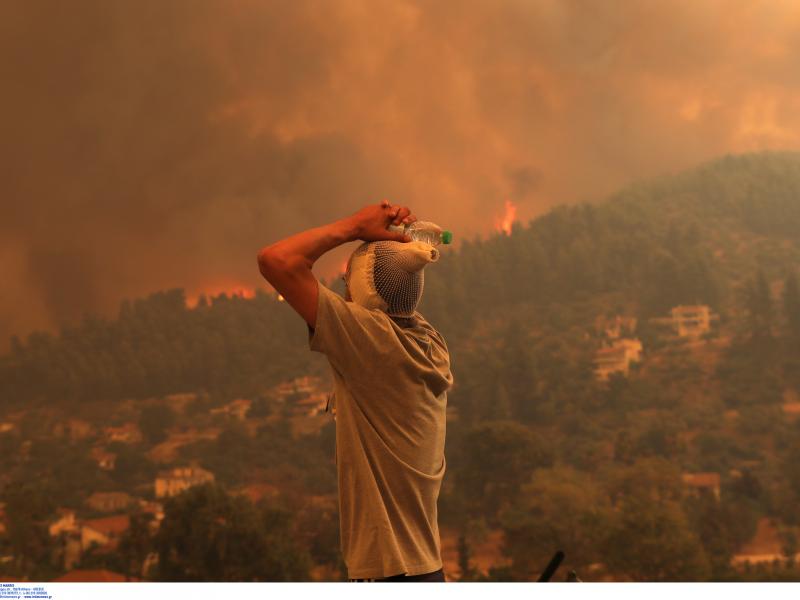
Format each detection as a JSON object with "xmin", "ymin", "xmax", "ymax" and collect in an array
[{"xmin": 309, "ymin": 282, "xmax": 453, "ymax": 579}]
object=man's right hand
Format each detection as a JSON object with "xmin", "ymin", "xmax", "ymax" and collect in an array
[{"xmin": 346, "ymin": 200, "xmax": 417, "ymax": 243}]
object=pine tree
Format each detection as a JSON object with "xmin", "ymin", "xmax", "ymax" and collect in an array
[
  {"xmin": 745, "ymin": 270, "xmax": 773, "ymax": 339},
  {"xmin": 784, "ymin": 272, "xmax": 800, "ymax": 339},
  {"xmin": 457, "ymin": 533, "xmax": 477, "ymax": 581},
  {"xmin": 117, "ymin": 509, "xmax": 154, "ymax": 579}
]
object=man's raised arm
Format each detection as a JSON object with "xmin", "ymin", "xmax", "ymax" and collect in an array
[{"xmin": 256, "ymin": 201, "xmax": 414, "ymax": 328}]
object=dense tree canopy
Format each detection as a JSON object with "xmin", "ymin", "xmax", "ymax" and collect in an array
[{"xmin": 155, "ymin": 483, "xmax": 311, "ymax": 581}]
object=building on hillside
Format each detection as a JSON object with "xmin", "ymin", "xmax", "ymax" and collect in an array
[
  {"xmin": 163, "ymin": 393, "xmax": 196, "ymax": 414},
  {"xmin": 729, "ymin": 517, "xmax": 796, "ymax": 567},
  {"xmin": 155, "ymin": 466, "xmax": 215, "ymax": 498},
  {"xmin": 273, "ymin": 375, "xmax": 323, "ymax": 400},
  {"xmin": 670, "ymin": 305, "xmax": 712, "ymax": 338},
  {"xmin": 291, "ymin": 393, "xmax": 329, "ymax": 417},
  {"xmin": 596, "ymin": 315, "xmax": 638, "ymax": 340},
  {"xmin": 49, "ymin": 508, "xmax": 79, "ymax": 537},
  {"xmin": 104, "ymin": 423, "xmax": 142, "ymax": 444},
  {"xmin": 53, "ymin": 419, "xmax": 94, "ymax": 442},
  {"xmin": 292, "ymin": 375, "xmax": 317, "ymax": 395},
  {"xmin": 85, "ymin": 492, "xmax": 132, "ymax": 513},
  {"xmin": 594, "ymin": 347, "xmax": 629, "ymax": 381},
  {"xmin": 89, "ymin": 447, "xmax": 117, "ymax": 471},
  {"xmin": 148, "ymin": 428, "xmax": 222, "ymax": 463},
  {"xmin": 613, "ymin": 338, "xmax": 643, "ymax": 362},
  {"xmin": 81, "ymin": 515, "xmax": 130, "ymax": 551},
  {"xmin": 273, "ymin": 381, "xmax": 294, "ymax": 397},
  {"xmin": 682, "ymin": 472, "xmax": 721, "ymax": 501},
  {"xmin": 137, "ymin": 500, "xmax": 165, "ymax": 532},
  {"xmin": 234, "ymin": 483, "xmax": 281, "ymax": 505},
  {"xmin": 53, "ymin": 569, "xmax": 136, "ymax": 582},
  {"xmin": 210, "ymin": 398, "xmax": 252, "ymax": 420},
  {"xmin": 593, "ymin": 338, "xmax": 644, "ymax": 382},
  {"xmin": 138, "ymin": 499, "xmax": 164, "ymax": 515}
]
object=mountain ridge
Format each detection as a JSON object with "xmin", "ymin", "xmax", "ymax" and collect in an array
[{"xmin": 2, "ymin": 150, "xmax": 800, "ymax": 407}]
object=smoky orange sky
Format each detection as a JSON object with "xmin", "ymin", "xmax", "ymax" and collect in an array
[{"xmin": 3, "ymin": 0, "xmax": 800, "ymax": 349}]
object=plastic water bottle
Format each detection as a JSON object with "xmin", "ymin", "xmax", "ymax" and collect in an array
[{"xmin": 388, "ymin": 220, "xmax": 453, "ymax": 246}]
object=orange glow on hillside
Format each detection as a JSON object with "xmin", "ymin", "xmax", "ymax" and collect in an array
[
  {"xmin": 494, "ymin": 200, "xmax": 518, "ymax": 235},
  {"xmin": 186, "ymin": 282, "xmax": 256, "ymax": 308}
]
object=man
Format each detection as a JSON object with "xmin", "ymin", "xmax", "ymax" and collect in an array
[{"xmin": 257, "ymin": 200, "xmax": 453, "ymax": 582}]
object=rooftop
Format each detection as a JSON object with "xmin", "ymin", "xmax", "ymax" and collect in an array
[
  {"xmin": 671, "ymin": 304, "xmax": 710, "ymax": 315},
  {"xmin": 82, "ymin": 514, "xmax": 130, "ymax": 536},
  {"xmin": 53, "ymin": 569, "xmax": 135, "ymax": 582},
  {"xmin": 682, "ymin": 472, "xmax": 720, "ymax": 488}
]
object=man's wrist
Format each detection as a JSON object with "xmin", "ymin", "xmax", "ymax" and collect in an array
[{"xmin": 335, "ymin": 217, "xmax": 361, "ymax": 243}]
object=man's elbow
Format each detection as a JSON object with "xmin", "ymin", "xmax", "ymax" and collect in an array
[
  {"xmin": 257, "ymin": 248, "xmax": 305, "ymax": 280},
  {"xmin": 257, "ymin": 248, "xmax": 282, "ymax": 279}
]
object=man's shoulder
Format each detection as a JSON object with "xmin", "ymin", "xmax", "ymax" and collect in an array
[
  {"xmin": 411, "ymin": 312, "xmax": 443, "ymax": 334},
  {"xmin": 408, "ymin": 313, "xmax": 448, "ymax": 350},
  {"xmin": 319, "ymin": 282, "xmax": 387, "ymax": 325}
]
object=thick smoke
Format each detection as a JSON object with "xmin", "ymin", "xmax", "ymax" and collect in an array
[{"xmin": 2, "ymin": 0, "xmax": 800, "ymax": 347}]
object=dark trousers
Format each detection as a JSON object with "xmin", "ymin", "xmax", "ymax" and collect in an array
[{"xmin": 350, "ymin": 568, "xmax": 446, "ymax": 582}]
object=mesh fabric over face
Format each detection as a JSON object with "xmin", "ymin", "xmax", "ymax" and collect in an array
[{"xmin": 345, "ymin": 241, "xmax": 424, "ymax": 317}]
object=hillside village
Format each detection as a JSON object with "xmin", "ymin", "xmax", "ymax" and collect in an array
[
  {"xmin": 2, "ymin": 295, "xmax": 799, "ymax": 581},
  {"xmin": 0, "ymin": 374, "xmax": 337, "ymax": 581}
]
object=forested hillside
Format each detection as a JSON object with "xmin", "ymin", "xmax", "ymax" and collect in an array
[{"xmin": 3, "ymin": 153, "xmax": 799, "ymax": 409}]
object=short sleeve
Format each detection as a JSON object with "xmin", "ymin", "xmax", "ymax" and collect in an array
[{"xmin": 308, "ymin": 281, "xmax": 396, "ymax": 378}]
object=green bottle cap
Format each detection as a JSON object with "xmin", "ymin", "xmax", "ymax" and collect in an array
[{"xmin": 441, "ymin": 230, "xmax": 453, "ymax": 244}]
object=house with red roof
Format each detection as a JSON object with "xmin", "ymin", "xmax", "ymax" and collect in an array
[
  {"xmin": 81, "ymin": 514, "xmax": 130, "ymax": 551},
  {"xmin": 682, "ymin": 472, "xmax": 721, "ymax": 501},
  {"xmin": 53, "ymin": 569, "xmax": 137, "ymax": 582},
  {"xmin": 85, "ymin": 491, "xmax": 132, "ymax": 513},
  {"xmin": 104, "ymin": 422, "xmax": 142, "ymax": 444}
]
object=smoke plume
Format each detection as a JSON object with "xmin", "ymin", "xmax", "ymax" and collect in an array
[{"xmin": 2, "ymin": 0, "xmax": 800, "ymax": 346}]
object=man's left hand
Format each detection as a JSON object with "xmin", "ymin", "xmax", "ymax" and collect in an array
[{"xmin": 346, "ymin": 200, "xmax": 417, "ymax": 243}]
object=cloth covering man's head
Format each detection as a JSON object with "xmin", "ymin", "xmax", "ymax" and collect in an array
[{"xmin": 345, "ymin": 240, "xmax": 439, "ymax": 316}]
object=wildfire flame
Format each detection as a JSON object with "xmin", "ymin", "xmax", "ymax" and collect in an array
[
  {"xmin": 495, "ymin": 200, "xmax": 518, "ymax": 236},
  {"xmin": 186, "ymin": 282, "xmax": 257, "ymax": 308}
]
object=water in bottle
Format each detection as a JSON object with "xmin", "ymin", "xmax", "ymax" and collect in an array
[{"xmin": 388, "ymin": 220, "xmax": 453, "ymax": 246}]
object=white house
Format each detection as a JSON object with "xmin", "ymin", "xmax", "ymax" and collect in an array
[
  {"xmin": 670, "ymin": 305, "xmax": 712, "ymax": 337},
  {"xmin": 155, "ymin": 466, "xmax": 215, "ymax": 498},
  {"xmin": 49, "ymin": 508, "xmax": 79, "ymax": 537},
  {"xmin": 594, "ymin": 338, "xmax": 644, "ymax": 382}
]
